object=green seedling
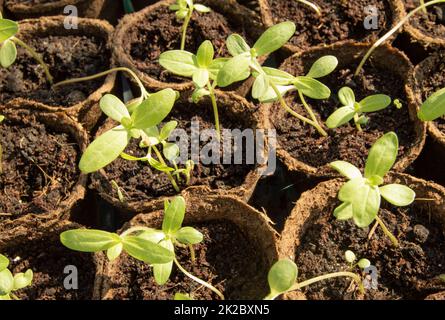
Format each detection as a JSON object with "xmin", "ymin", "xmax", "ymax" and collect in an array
[
  {"xmin": 61, "ymin": 196, "xmax": 224, "ymax": 299},
  {"xmin": 355, "ymin": 0, "xmax": 445, "ymax": 76},
  {"xmin": 169, "ymin": 0, "xmax": 211, "ymax": 50},
  {"xmin": 174, "ymin": 292, "xmax": 193, "ymax": 300},
  {"xmin": 0, "ymin": 11, "xmax": 53, "ymax": 84},
  {"xmin": 344, "ymin": 250, "xmax": 371, "ymax": 270},
  {"xmin": 0, "ymin": 115, "xmax": 4, "ymax": 174},
  {"xmin": 159, "ymin": 40, "xmax": 229, "ymax": 139},
  {"xmin": 326, "ymin": 87, "xmax": 391, "ymax": 131},
  {"xmin": 217, "ymin": 22, "xmax": 337, "ymax": 136},
  {"xmin": 0, "ymin": 253, "xmax": 33, "ymax": 300},
  {"xmin": 330, "ymin": 132, "xmax": 416, "ymax": 247},
  {"xmin": 263, "ymin": 255, "xmax": 367, "ymax": 300},
  {"xmin": 417, "ymin": 87, "xmax": 445, "ymax": 122}
]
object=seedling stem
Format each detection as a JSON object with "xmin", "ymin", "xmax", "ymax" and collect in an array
[
  {"xmin": 152, "ymin": 145, "xmax": 180, "ymax": 192},
  {"xmin": 207, "ymin": 82, "xmax": 221, "ymax": 140},
  {"xmin": 375, "ymin": 215, "xmax": 399, "ymax": 247}
]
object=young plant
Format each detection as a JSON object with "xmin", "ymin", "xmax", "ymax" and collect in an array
[
  {"xmin": 0, "ymin": 254, "xmax": 33, "ymax": 300},
  {"xmin": 61, "ymin": 196, "xmax": 225, "ymax": 299},
  {"xmin": 217, "ymin": 22, "xmax": 337, "ymax": 136},
  {"xmin": 330, "ymin": 132, "xmax": 416, "ymax": 247},
  {"xmin": 417, "ymin": 87, "xmax": 445, "ymax": 122},
  {"xmin": 263, "ymin": 254, "xmax": 368, "ymax": 300},
  {"xmin": 0, "ymin": 11, "xmax": 53, "ymax": 84},
  {"xmin": 326, "ymin": 87, "xmax": 391, "ymax": 131},
  {"xmin": 169, "ymin": 0, "xmax": 211, "ymax": 50}
]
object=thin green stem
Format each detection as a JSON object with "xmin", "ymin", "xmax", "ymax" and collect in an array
[
  {"xmin": 355, "ymin": 0, "xmax": 445, "ymax": 76},
  {"xmin": 189, "ymin": 244, "xmax": 196, "ymax": 264},
  {"xmin": 180, "ymin": 9, "xmax": 193, "ymax": 50},
  {"xmin": 420, "ymin": 0, "xmax": 427, "ymax": 13},
  {"xmin": 174, "ymin": 257, "xmax": 225, "ymax": 300},
  {"xmin": 152, "ymin": 145, "xmax": 180, "ymax": 192},
  {"xmin": 207, "ymin": 82, "xmax": 221, "ymax": 141},
  {"xmin": 12, "ymin": 37, "xmax": 53, "ymax": 85},
  {"xmin": 298, "ymin": 90, "xmax": 326, "ymax": 134},
  {"xmin": 353, "ymin": 114, "xmax": 363, "ymax": 131},
  {"xmin": 375, "ymin": 215, "xmax": 399, "ymax": 247}
]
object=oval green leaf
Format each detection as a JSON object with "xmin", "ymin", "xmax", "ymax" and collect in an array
[
  {"xmin": 100, "ymin": 94, "xmax": 130, "ymax": 122},
  {"xmin": 122, "ymin": 236, "xmax": 174, "ymax": 264},
  {"xmin": 0, "ymin": 19, "xmax": 18, "ymax": 42},
  {"xmin": 326, "ymin": 106, "xmax": 355, "ymax": 128},
  {"xmin": 364, "ymin": 132, "xmax": 398, "ymax": 179},
  {"xmin": 196, "ymin": 40, "xmax": 214, "ymax": 68},
  {"xmin": 176, "ymin": 227, "xmax": 204, "ymax": 245},
  {"xmin": 329, "ymin": 160, "xmax": 362, "ymax": 179},
  {"xmin": 226, "ymin": 34, "xmax": 250, "ymax": 56},
  {"xmin": 379, "ymin": 184, "xmax": 415, "ymax": 206},
  {"xmin": 253, "ymin": 21, "xmax": 296, "ymax": 56},
  {"xmin": 418, "ymin": 87, "xmax": 445, "ymax": 121},
  {"xmin": 132, "ymin": 89, "xmax": 176, "ymax": 129},
  {"xmin": 216, "ymin": 54, "xmax": 251, "ymax": 87},
  {"xmin": 162, "ymin": 196, "xmax": 186, "ymax": 235},
  {"xmin": 306, "ymin": 55, "xmax": 338, "ymax": 79},
  {"xmin": 359, "ymin": 94, "xmax": 391, "ymax": 113},
  {"xmin": 153, "ymin": 239, "xmax": 174, "ymax": 285},
  {"xmin": 60, "ymin": 229, "xmax": 121, "ymax": 252},
  {"xmin": 267, "ymin": 259, "xmax": 298, "ymax": 296},
  {"xmin": 159, "ymin": 50, "xmax": 197, "ymax": 77},
  {"xmin": 0, "ymin": 39, "xmax": 17, "ymax": 68},
  {"xmin": 294, "ymin": 76, "xmax": 331, "ymax": 99}
]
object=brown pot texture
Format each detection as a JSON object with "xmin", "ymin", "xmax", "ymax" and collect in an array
[
  {"xmin": 0, "ymin": 219, "xmax": 103, "ymax": 300},
  {"xmin": 90, "ymin": 89, "xmax": 269, "ymax": 216},
  {"xmin": 3, "ymin": 0, "xmax": 105, "ymax": 19},
  {"xmin": 0, "ymin": 16, "xmax": 116, "ymax": 131},
  {"xmin": 97, "ymin": 194, "xmax": 279, "ymax": 300},
  {"xmin": 279, "ymin": 172, "xmax": 445, "ymax": 300},
  {"xmin": 267, "ymin": 42, "xmax": 426, "ymax": 178},
  {"xmin": 112, "ymin": 0, "xmax": 262, "ymax": 97},
  {"xmin": 257, "ymin": 0, "xmax": 405, "ymax": 54},
  {"xmin": 0, "ymin": 103, "xmax": 88, "ymax": 233}
]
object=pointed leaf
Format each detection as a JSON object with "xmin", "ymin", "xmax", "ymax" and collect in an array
[
  {"xmin": 216, "ymin": 54, "xmax": 251, "ymax": 87},
  {"xmin": 226, "ymin": 34, "xmax": 250, "ymax": 56},
  {"xmin": 253, "ymin": 21, "xmax": 296, "ymax": 56},
  {"xmin": 259, "ymin": 85, "xmax": 295, "ymax": 103},
  {"xmin": 351, "ymin": 184, "xmax": 381, "ymax": 228},
  {"xmin": 379, "ymin": 184, "xmax": 415, "ymax": 206},
  {"xmin": 159, "ymin": 50, "xmax": 197, "ymax": 77},
  {"xmin": 0, "ymin": 19, "xmax": 18, "ymax": 42},
  {"xmin": 122, "ymin": 236, "xmax": 174, "ymax": 264},
  {"xmin": 326, "ymin": 106, "xmax": 355, "ymax": 128},
  {"xmin": 153, "ymin": 239, "xmax": 174, "ymax": 285},
  {"xmin": 194, "ymin": 4, "xmax": 211, "ymax": 13},
  {"xmin": 160, "ymin": 121, "xmax": 178, "ymax": 141},
  {"xmin": 294, "ymin": 76, "xmax": 331, "ymax": 99},
  {"xmin": 359, "ymin": 94, "xmax": 391, "ymax": 112},
  {"xmin": 100, "ymin": 94, "xmax": 130, "ymax": 122},
  {"xmin": 329, "ymin": 160, "xmax": 362, "ymax": 179},
  {"xmin": 60, "ymin": 229, "xmax": 121, "ymax": 252},
  {"xmin": 418, "ymin": 87, "xmax": 445, "ymax": 121},
  {"xmin": 132, "ymin": 89, "xmax": 176, "ymax": 129},
  {"xmin": 306, "ymin": 55, "xmax": 338, "ymax": 78},
  {"xmin": 163, "ymin": 142, "xmax": 179, "ymax": 161},
  {"xmin": 364, "ymin": 132, "xmax": 398, "ymax": 179},
  {"xmin": 338, "ymin": 87, "xmax": 355, "ymax": 106},
  {"xmin": 196, "ymin": 40, "xmax": 214, "ymax": 67},
  {"xmin": 162, "ymin": 196, "xmax": 186, "ymax": 234}
]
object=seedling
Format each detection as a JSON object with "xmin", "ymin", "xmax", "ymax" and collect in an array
[
  {"xmin": 355, "ymin": 0, "xmax": 445, "ymax": 76},
  {"xmin": 263, "ymin": 254, "xmax": 368, "ymax": 300},
  {"xmin": 61, "ymin": 196, "xmax": 225, "ymax": 299},
  {"xmin": 174, "ymin": 292, "xmax": 193, "ymax": 300},
  {"xmin": 169, "ymin": 0, "xmax": 211, "ymax": 50},
  {"xmin": 0, "ymin": 253, "xmax": 33, "ymax": 300},
  {"xmin": 0, "ymin": 11, "xmax": 53, "ymax": 84},
  {"xmin": 330, "ymin": 132, "xmax": 416, "ymax": 247},
  {"xmin": 417, "ymin": 87, "xmax": 445, "ymax": 122},
  {"xmin": 326, "ymin": 87, "xmax": 391, "ymax": 131},
  {"xmin": 0, "ymin": 114, "xmax": 4, "ymax": 174},
  {"xmin": 216, "ymin": 22, "xmax": 337, "ymax": 136}
]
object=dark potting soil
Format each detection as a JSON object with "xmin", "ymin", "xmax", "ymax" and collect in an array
[
  {"xmin": 5, "ymin": 0, "xmax": 59, "ymax": 4},
  {"xmin": 295, "ymin": 199, "xmax": 445, "ymax": 300},
  {"xmin": 269, "ymin": 0, "xmax": 392, "ymax": 51},
  {"xmin": 127, "ymin": 5, "xmax": 252, "ymax": 83},
  {"xmin": 0, "ymin": 35, "xmax": 109, "ymax": 107},
  {"xmin": 4, "ymin": 229, "xmax": 96, "ymax": 300},
  {"xmin": 404, "ymin": 0, "xmax": 445, "ymax": 39},
  {"xmin": 0, "ymin": 115, "xmax": 80, "ymax": 218},
  {"xmin": 271, "ymin": 59, "xmax": 417, "ymax": 175},
  {"xmin": 106, "ymin": 220, "xmax": 270, "ymax": 300},
  {"xmin": 100, "ymin": 99, "xmax": 255, "ymax": 203}
]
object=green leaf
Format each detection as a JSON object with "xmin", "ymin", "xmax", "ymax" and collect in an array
[
  {"xmin": 0, "ymin": 294, "xmax": 11, "ymax": 300},
  {"xmin": 153, "ymin": 239, "xmax": 174, "ymax": 285},
  {"xmin": 418, "ymin": 87, "xmax": 445, "ymax": 121},
  {"xmin": 141, "ymin": 126, "xmax": 160, "ymax": 147},
  {"xmin": 148, "ymin": 156, "xmax": 175, "ymax": 172},
  {"xmin": 0, "ymin": 254, "xmax": 9, "ymax": 272},
  {"xmin": 329, "ymin": 160, "xmax": 362, "ymax": 179},
  {"xmin": 252, "ymin": 73, "xmax": 269, "ymax": 99},
  {"xmin": 196, "ymin": 40, "xmax": 214, "ymax": 68},
  {"xmin": 216, "ymin": 54, "xmax": 251, "ymax": 87},
  {"xmin": 100, "ymin": 94, "xmax": 130, "ymax": 123},
  {"xmin": 79, "ymin": 126, "xmax": 129, "ymax": 174},
  {"xmin": 162, "ymin": 196, "xmax": 186, "ymax": 235},
  {"xmin": 262, "ymin": 67, "xmax": 294, "ymax": 85},
  {"xmin": 106, "ymin": 243, "xmax": 123, "ymax": 261},
  {"xmin": 338, "ymin": 177, "xmax": 366, "ymax": 203},
  {"xmin": 0, "ymin": 19, "xmax": 18, "ymax": 42},
  {"xmin": 253, "ymin": 21, "xmax": 296, "ymax": 56},
  {"xmin": 192, "ymin": 68, "xmax": 209, "ymax": 88},
  {"xmin": 326, "ymin": 106, "xmax": 355, "ymax": 128},
  {"xmin": 135, "ymin": 229, "xmax": 165, "ymax": 243},
  {"xmin": 160, "ymin": 121, "xmax": 178, "ymax": 141},
  {"xmin": 159, "ymin": 50, "xmax": 197, "ymax": 77},
  {"xmin": 208, "ymin": 58, "xmax": 229, "ymax": 79},
  {"xmin": 120, "ymin": 152, "xmax": 148, "ymax": 162},
  {"xmin": 359, "ymin": 94, "xmax": 391, "ymax": 113},
  {"xmin": 0, "ymin": 39, "xmax": 17, "ymax": 68},
  {"xmin": 345, "ymin": 250, "xmax": 356, "ymax": 263},
  {"xmin": 379, "ymin": 184, "xmax": 415, "ymax": 206},
  {"xmin": 306, "ymin": 55, "xmax": 338, "ymax": 78},
  {"xmin": 267, "ymin": 259, "xmax": 297, "ymax": 296},
  {"xmin": 226, "ymin": 34, "xmax": 250, "ymax": 56},
  {"xmin": 358, "ymin": 259, "xmax": 371, "ymax": 269},
  {"xmin": 163, "ymin": 142, "xmax": 179, "ymax": 161},
  {"xmin": 364, "ymin": 132, "xmax": 398, "ymax": 179},
  {"xmin": 60, "ymin": 229, "xmax": 121, "ymax": 252},
  {"xmin": 294, "ymin": 76, "xmax": 331, "ymax": 99},
  {"xmin": 122, "ymin": 236, "xmax": 174, "ymax": 264},
  {"xmin": 194, "ymin": 4, "xmax": 211, "ymax": 13},
  {"xmin": 258, "ymin": 85, "xmax": 294, "ymax": 103},
  {"xmin": 132, "ymin": 89, "xmax": 176, "ymax": 129},
  {"xmin": 174, "ymin": 292, "xmax": 193, "ymax": 300},
  {"xmin": 351, "ymin": 184, "xmax": 381, "ymax": 228},
  {"xmin": 13, "ymin": 270, "xmax": 33, "ymax": 290},
  {"xmin": 176, "ymin": 227, "xmax": 203, "ymax": 244},
  {"xmin": 0, "ymin": 269, "xmax": 14, "ymax": 296},
  {"xmin": 338, "ymin": 87, "xmax": 355, "ymax": 106},
  {"xmin": 333, "ymin": 202, "xmax": 353, "ymax": 220}
]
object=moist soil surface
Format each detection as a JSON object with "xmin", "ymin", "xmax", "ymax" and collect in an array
[
  {"xmin": 106, "ymin": 220, "xmax": 270, "ymax": 300},
  {"xmin": 98, "ymin": 99, "xmax": 255, "ymax": 203},
  {"xmin": 0, "ymin": 114, "xmax": 80, "ymax": 219},
  {"xmin": 404, "ymin": 0, "xmax": 445, "ymax": 39},
  {"xmin": 4, "ymin": 229, "xmax": 96, "ymax": 300},
  {"xmin": 269, "ymin": 0, "xmax": 392, "ymax": 51},
  {"xmin": 295, "ymin": 199, "xmax": 445, "ymax": 300},
  {"xmin": 126, "ymin": 5, "xmax": 253, "ymax": 83},
  {"xmin": 0, "ymin": 34, "xmax": 109, "ymax": 107},
  {"xmin": 271, "ymin": 59, "xmax": 417, "ymax": 175},
  {"xmin": 5, "ymin": 0, "xmax": 61, "ymax": 4}
]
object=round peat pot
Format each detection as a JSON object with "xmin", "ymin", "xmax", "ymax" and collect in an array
[
  {"xmin": 98, "ymin": 195, "xmax": 278, "ymax": 300},
  {"xmin": 279, "ymin": 172, "xmax": 445, "ymax": 300},
  {"xmin": 0, "ymin": 220, "xmax": 102, "ymax": 300},
  {"xmin": 3, "ymin": 0, "xmax": 105, "ymax": 20},
  {"xmin": 0, "ymin": 104, "xmax": 88, "ymax": 233},
  {"xmin": 0, "ymin": 16, "xmax": 116, "ymax": 131},
  {"xmin": 91, "ymin": 90, "xmax": 268, "ymax": 215},
  {"xmin": 257, "ymin": 0, "xmax": 404, "ymax": 53},
  {"xmin": 112, "ymin": 0, "xmax": 261, "ymax": 96},
  {"xmin": 268, "ymin": 42, "xmax": 425, "ymax": 178}
]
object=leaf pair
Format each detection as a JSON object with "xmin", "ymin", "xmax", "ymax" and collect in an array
[
  {"xmin": 326, "ymin": 87, "xmax": 391, "ymax": 129},
  {"xmin": 330, "ymin": 132, "xmax": 415, "ymax": 227},
  {"xmin": 0, "ymin": 254, "xmax": 33, "ymax": 300},
  {"xmin": 417, "ymin": 87, "xmax": 445, "ymax": 122},
  {"xmin": 0, "ymin": 18, "xmax": 18, "ymax": 68},
  {"xmin": 169, "ymin": 0, "xmax": 210, "ymax": 20}
]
